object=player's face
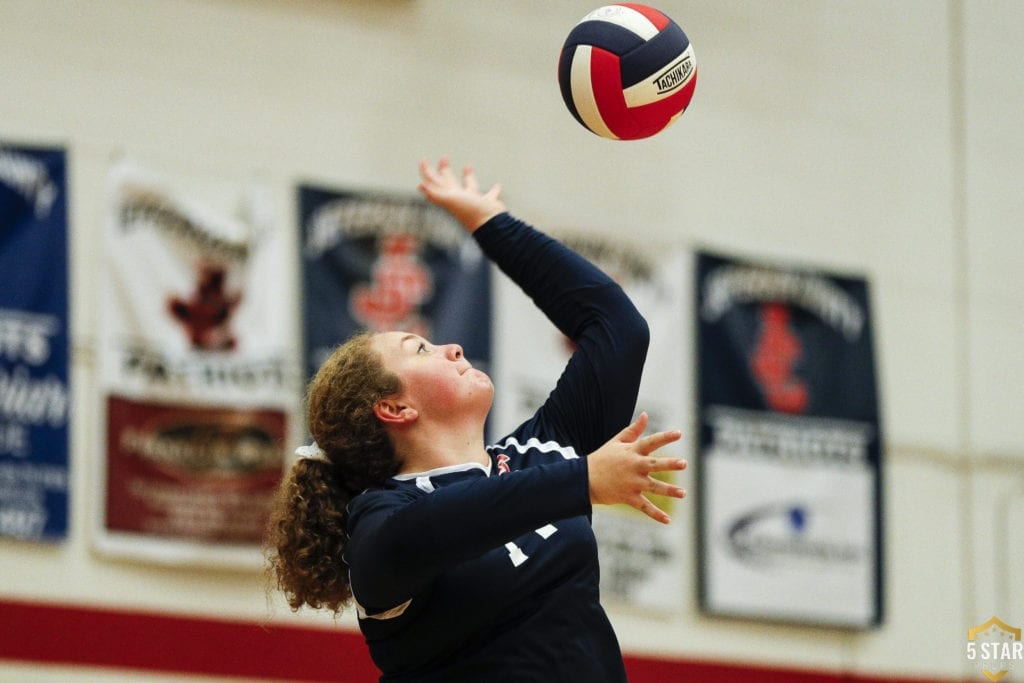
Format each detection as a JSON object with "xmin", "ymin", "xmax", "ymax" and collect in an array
[{"xmin": 372, "ymin": 331, "xmax": 494, "ymax": 420}]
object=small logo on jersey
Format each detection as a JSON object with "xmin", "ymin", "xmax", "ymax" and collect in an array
[{"xmin": 496, "ymin": 454, "xmax": 510, "ymax": 475}]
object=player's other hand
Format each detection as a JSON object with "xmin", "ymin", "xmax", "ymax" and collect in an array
[{"xmin": 586, "ymin": 412, "xmax": 686, "ymax": 524}]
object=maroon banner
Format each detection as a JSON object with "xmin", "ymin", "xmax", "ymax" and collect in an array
[{"xmin": 105, "ymin": 396, "xmax": 285, "ymax": 544}]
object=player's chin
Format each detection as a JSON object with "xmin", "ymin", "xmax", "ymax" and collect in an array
[
  {"xmin": 464, "ymin": 379, "xmax": 495, "ymax": 415},
  {"xmin": 466, "ymin": 367, "xmax": 492, "ymax": 384},
  {"xmin": 472, "ymin": 371, "xmax": 495, "ymax": 397}
]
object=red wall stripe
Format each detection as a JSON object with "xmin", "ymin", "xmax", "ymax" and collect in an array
[{"xmin": 0, "ymin": 598, "xmax": 961, "ymax": 682}]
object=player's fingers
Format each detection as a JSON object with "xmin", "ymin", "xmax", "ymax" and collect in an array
[
  {"xmin": 634, "ymin": 495, "xmax": 671, "ymax": 524},
  {"xmin": 647, "ymin": 477, "xmax": 686, "ymax": 499},
  {"xmin": 643, "ymin": 456, "xmax": 687, "ymax": 474},
  {"xmin": 419, "ymin": 158, "xmax": 451, "ymax": 189},
  {"xmin": 485, "ymin": 183, "xmax": 505, "ymax": 201},
  {"xmin": 616, "ymin": 412, "xmax": 649, "ymax": 444},
  {"xmin": 438, "ymin": 156, "xmax": 458, "ymax": 181},
  {"xmin": 418, "ymin": 158, "xmax": 439, "ymax": 185},
  {"xmin": 462, "ymin": 164, "xmax": 479, "ymax": 192},
  {"xmin": 636, "ymin": 429, "xmax": 682, "ymax": 455}
]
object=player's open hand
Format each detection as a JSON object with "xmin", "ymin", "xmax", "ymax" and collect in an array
[
  {"xmin": 417, "ymin": 157, "xmax": 506, "ymax": 233},
  {"xmin": 586, "ymin": 412, "xmax": 686, "ymax": 524}
]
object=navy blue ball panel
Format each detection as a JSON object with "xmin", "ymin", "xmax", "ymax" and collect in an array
[
  {"xmin": 618, "ymin": 21, "xmax": 688, "ymax": 88},
  {"xmin": 562, "ymin": 20, "xmax": 647, "ymax": 56}
]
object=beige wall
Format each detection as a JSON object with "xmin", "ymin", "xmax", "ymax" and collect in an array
[{"xmin": 1, "ymin": 1, "xmax": 1021, "ymax": 680}]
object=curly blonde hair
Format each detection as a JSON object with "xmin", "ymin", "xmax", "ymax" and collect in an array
[{"xmin": 265, "ymin": 332, "xmax": 401, "ymax": 613}]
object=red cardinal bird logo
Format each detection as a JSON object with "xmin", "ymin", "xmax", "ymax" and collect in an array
[{"xmin": 168, "ymin": 262, "xmax": 242, "ymax": 351}]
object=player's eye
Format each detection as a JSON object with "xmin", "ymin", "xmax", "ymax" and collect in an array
[{"xmin": 417, "ymin": 343, "xmax": 427, "ymax": 354}]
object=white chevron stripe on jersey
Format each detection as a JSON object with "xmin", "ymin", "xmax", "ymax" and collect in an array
[{"xmin": 489, "ymin": 436, "xmax": 579, "ymax": 460}]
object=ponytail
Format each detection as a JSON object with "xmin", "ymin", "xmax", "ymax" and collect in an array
[
  {"xmin": 265, "ymin": 332, "xmax": 401, "ymax": 614},
  {"xmin": 266, "ymin": 458, "xmax": 353, "ymax": 612}
]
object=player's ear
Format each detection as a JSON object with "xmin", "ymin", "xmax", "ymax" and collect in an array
[{"xmin": 374, "ymin": 398, "xmax": 418, "ymax": 425}]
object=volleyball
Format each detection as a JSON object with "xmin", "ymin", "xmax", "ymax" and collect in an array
[{"xmin": 558, "ymin": 3, "xmax": 697, "ymax": 140}]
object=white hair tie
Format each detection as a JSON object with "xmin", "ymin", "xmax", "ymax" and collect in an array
[{"xmin": 295, "ymin": 442, "xmax": 328, "ymax": 462}]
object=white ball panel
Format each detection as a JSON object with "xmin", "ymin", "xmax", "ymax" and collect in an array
[
  {"xmin": 621, "ymin": 43, "xmax": 696, "ymax": 108},
  {"xmin": 569, "ymin": 45, "xmax": 619, "ymax": 140},
  {"xmin": 577, "ymin": 5, "xmax": 659, "ymax": 40}
]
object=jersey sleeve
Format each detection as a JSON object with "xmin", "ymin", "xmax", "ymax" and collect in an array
[
  {"xmin": 346, "ymin": 457, "xmax": 591, "ymax": 612},
  {"xmin": 474, "ymin": 212, "xmax": 649, "ymax": 455}
]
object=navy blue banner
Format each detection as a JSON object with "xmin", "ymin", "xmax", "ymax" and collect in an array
[
  {"xmin": 299, "ymin": 185, "xmax": 491, "ymax": 387},
  {"xmin": 0, "ymin": 144, "xmax": 70, "ymax": 541},
  {"xmin": 695, "ymin": 250, "xmax": 883, "ymax": 628},
  {"xmin": 697, "ymin": 252, "xmax": 880, "ymax": 424}
]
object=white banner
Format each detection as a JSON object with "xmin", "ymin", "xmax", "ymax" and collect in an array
[
  {"xmin": 94, "ymin": 161, "xmax": 298, "ymax": 568},
  {"xmin": 491, "ymin": 233, "xmax": 687, "ymax": 611},
  {"xmin": 701, "ymin": 408, "xmax": 876, "ymax": 625}
]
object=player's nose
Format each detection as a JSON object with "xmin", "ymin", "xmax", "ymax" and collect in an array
[{"xmin": 444, "ymin": 344, "xmax": 463, "ymax": 361}]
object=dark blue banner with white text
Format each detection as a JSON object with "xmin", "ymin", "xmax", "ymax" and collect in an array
[
  {"xmin": 299, "ymin": 185, "xmax": 491, "ymax": 389},
  {"xmin": 0, "ymin": 143, "xmax": 70, "ymax": 542},
  {"xmin": 696, "ymin": 250, "xmax": 883, "ymax": 628}
]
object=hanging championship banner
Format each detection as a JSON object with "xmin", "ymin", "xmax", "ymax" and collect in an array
[
  {"xmin": 491, "ymin": 234, "xmax": 688, "ymax": 612},
  {"xmin": 95, "ymin": 162, "xmax": 296, "ymax": 567},
  {"xmin": 299, "ymin": 185, "xmax": 491, "ymax": 385},
  {"xmin": 0, "ymin": 143, "xmax": 70, "ymax": 542},
  {"xmin": 696, "ymin": 250, "xmax": 883, "ymax": 628}
]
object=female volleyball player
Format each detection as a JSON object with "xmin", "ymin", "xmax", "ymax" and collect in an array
[{"xmin": 266, "ymin": 157, "xmax": 686, "ymax": 682}]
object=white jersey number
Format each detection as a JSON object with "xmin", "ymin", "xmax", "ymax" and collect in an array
[{"xmin": 504, "ymin": 524, "xmax": 558, "ymax": 567}]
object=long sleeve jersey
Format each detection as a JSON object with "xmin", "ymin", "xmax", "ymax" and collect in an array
[{"xmin": 345, "ymin": 212, "xmax": 650, "ymax": 682}]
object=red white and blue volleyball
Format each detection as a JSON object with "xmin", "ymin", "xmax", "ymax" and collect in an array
[{"xmin": 558, "ymin": 3, "xmax": 697, "ymax": 140}]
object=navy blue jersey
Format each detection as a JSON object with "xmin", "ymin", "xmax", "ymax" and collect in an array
[{"xmin": 345, "ymin": 213, "xmax": 649, "ymax": 682}]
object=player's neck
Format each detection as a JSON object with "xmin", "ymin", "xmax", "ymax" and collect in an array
[{"xmin": 393, "ymin": 420, "xmax": 489, "ymax": 475}]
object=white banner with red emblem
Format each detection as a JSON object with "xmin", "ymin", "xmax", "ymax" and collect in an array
[
  {"xmin": 490, "ymin": 233, "xmax": 689, "ymax": 612},
  {"xmin": 94, "ymin": 161, "xmax": 298, "ymax": 567}
]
